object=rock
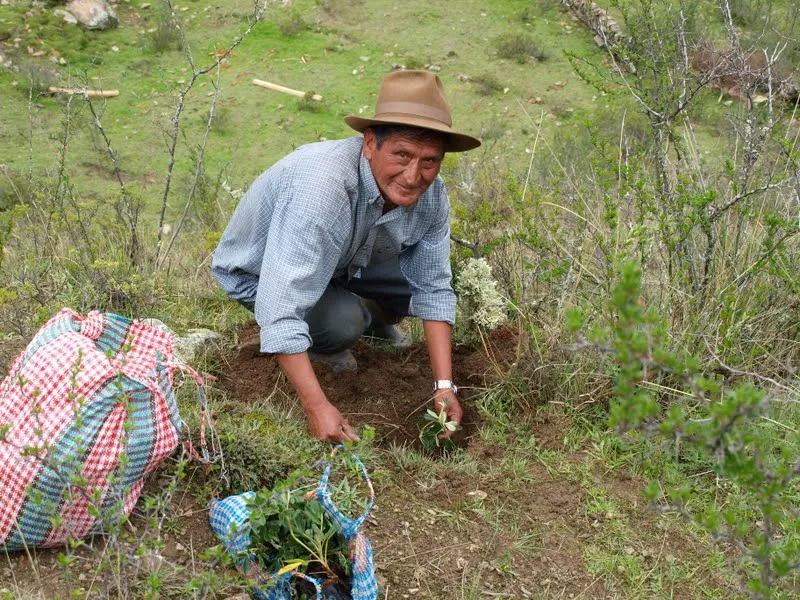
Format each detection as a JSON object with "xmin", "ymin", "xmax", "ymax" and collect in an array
[
  {"xmin": 54, "ymin": 8, "xmax": 79, "ymax": 24},
  {"xmin": 223, "ymin": 596, "xmax": 251, "ymax": 600},
  {"xmin": 140, "ymin": 551, "xmax": 164, "ymax": 571},
  {"xmin": 174, "ymin": 328, "xmax": 225, "ymax": 364},
  {"xmin": 141, "ymin": 318, "xmax": 172, "ymax": 333},
  {"xmin": 139, "ymin": 319, "xmax": 224, "ymax": 364},
  {"xmin": 140, "ymin": 1, "xmax": 151, "ymax": 6},
  {"xmin": 65, "ymin": 0, "xmax": 119, "ymax": 30}
]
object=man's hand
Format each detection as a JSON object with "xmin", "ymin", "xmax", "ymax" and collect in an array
[
  {"xmin": 276, "ymin": 352, "xmax": 360, "ymax": 444},
  {"xmin": 433, "ymin": 389, "xmax": 462, "ymax": 439},
  {"xmin": 306, "ymin": 401, "xmax": 360, "ymax": 443}
]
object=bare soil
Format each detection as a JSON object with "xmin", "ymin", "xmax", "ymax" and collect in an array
[{"xmin": 223, "ymin": 322, "xmax": 520, "ymax": 450}]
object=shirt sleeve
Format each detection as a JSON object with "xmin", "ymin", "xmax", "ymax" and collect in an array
[
  {"xmin": 399, "ymin": 186, "xmax": 457, "ymax": 324},
  {"xmin": 255, "ymin": 173, "xmax": 349, "ymax": 354}
]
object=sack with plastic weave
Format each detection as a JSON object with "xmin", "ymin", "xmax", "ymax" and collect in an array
[{"xmin": 0, "ymin": 308, "xmax": 210, "ymax": 551}]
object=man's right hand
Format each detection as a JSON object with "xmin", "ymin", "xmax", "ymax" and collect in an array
[{"xmin": 306, "ymin": 401, "xmax": 360, "ymax": 443}]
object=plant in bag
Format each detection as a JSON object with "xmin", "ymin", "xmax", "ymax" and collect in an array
[
  {"xmin": 248, "ymin": 478, "xmax": 351, "ymax": 591},
  {"xmin": 211, "ymin": 445, "xmax": 378, "ymax": 599}
]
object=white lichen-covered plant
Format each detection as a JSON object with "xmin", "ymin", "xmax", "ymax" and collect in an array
[{"xmin": 454, "ymin": 257, "xmax": 506, "ymax": 344}]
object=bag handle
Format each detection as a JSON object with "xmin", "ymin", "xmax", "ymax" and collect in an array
[{"xmin": 305, "ymin": 444, "xmax": 375, "ymax": 536}]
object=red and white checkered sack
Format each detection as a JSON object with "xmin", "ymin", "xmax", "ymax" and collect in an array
[{"xmin": 0, "ymin": 308, "xmax": 208, "ymax": 551}]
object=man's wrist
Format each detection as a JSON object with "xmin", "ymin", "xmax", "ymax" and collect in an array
[{"xmin": 433, "ymin": 379, "xmax": 457, "ymax": 394}]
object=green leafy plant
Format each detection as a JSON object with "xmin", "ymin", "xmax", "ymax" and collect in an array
[
  {"xmin": 248, "ymin": 472, "xmax": 350, "ymax": 589},
  {"xmin": 419, "ymin": 402, "xmax": 462, "ymax": 452}
]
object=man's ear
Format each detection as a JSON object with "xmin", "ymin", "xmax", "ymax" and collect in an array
[{"xmin": 362, "ymin": 129, "xmax": 376, "ymax": 161}]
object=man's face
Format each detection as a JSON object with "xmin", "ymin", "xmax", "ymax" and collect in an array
[{"xmin": 363, "ymin": 129, "xmax": 445, "ymax": 210}]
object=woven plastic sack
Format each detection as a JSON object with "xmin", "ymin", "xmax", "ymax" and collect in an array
[
  {"xmin": 0, "ymin": 308, "xmax": 208, "ymax": 551},
  {"xmin": 209, "ymin": 445, "xmax": 378, "ymax": 600}
]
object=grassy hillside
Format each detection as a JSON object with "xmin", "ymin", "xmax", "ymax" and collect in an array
[{"xmin": 0, "ymin": 0, "xmax": 798, "ymax": 598}]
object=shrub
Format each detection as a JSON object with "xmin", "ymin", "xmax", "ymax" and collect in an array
[{"xmin": 455, "ymin": 257, "xmax": 507, "ymax": 345}]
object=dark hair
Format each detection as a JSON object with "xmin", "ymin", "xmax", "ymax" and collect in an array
[{"xmin": 368, "ymin": 124, "xmax": 446, "ymax": 151}]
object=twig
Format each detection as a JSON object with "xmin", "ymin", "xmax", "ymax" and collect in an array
[
  {"xmin": 158, "ymin": 58, "xmax": 223, "ymax": 268},
  {"xmin": 47, "ymin": 86, "xmax": 119, "ymax": 97},
  {"xmin": 154, "ymin": 0, "xmax": 271, "ymax": 266},
  {"xmin": 450, "ymin": 234, "xmax": 481, "ymax": 258}
]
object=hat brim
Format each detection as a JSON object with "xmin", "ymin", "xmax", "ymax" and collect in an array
[{"xmin": 344, "ymin": 114, "xmax": 481, "ymax": 153}]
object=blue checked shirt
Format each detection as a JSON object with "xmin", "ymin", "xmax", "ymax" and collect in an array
[{"xmin": 212, "ymin": 136, "xmax": 456, "ymax": 354}]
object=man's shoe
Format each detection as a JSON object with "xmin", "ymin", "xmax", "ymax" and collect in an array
[
  {"xmin": 364, "ymin": 322, "xmax": 412, "ymax": 349},
  {"xmin": 308, "ymin": 349, "xmax": 358, "ymax": 373}
]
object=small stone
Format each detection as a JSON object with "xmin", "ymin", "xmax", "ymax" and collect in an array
[
  {"xmin": 54, "ymin": 8, "xmax": 79, "ymax": 24},
  {"xmin": 111, "ymin": 46, "xmax": 119, "ymax": 52},
  {"xmin": 427, "ymin": 64, "xmax": 441, "ymax": 72},
  {"xmin": 140, "ymin": 1, "xmax": 151, "ymax": 7},
  {"xmin": 175, "ymin": 542, "xmax": 185, "ymax": 552}
]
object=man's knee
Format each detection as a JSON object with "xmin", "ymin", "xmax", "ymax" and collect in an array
[{"xmin": 306, "ymin": 289, "xmax": 367, "ymax": 353}]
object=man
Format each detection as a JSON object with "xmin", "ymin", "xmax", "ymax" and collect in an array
[{"xmin": 212, "ymin": 70, "xmax": 481, "ymax": 443}]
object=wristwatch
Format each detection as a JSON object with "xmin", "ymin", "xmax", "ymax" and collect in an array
[{"xmin": 433, "ymin": 379, "xmax": 458, "ymax": 394}]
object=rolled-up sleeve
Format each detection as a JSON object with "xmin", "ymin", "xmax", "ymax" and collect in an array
[
  {"xmin": 256, "ymin": 175, "xmax": 349, "ymax": 354},
  {"xmin": 400, "ymin": 189, "xmax": 456, "ymax": 324}
]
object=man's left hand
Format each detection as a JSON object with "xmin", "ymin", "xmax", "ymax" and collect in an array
[{"xmin": 433, "ymin": 389, "xmax": 462, "ymax": 439}]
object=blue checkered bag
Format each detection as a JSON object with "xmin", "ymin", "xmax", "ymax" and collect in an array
[{"xmin": 209, "ymin": 445, "xmax": 378, "ymax": 599}]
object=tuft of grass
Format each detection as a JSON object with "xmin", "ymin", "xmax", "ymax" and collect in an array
[
  {"xmin": 275, "ymin": 7, "xmax": 308, "ymax": 36},
  {"xmin": 296, "ymin": 90, "xmax": 324, "ymax": 113},
  {"xmin": 494, "ymin": 33, "xmax": 549, "ymax": 64},
  {"xmin": 148, "ymin": 6, "xmax": 182, "ymax": 54},
  {"xmin": 471, "ymin": 72, "xmax": 504, "ymax": 95},
  {"xmin": 404, "ymin": 56, "xmax": 425, "ymax": 70}
]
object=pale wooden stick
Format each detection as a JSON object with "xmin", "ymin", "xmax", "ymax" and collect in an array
[
  {"xmin": 252, "ymin": 78, "xmax": 322, "ymax": 101},
  {"xmin": 47, "ymin": 87, "xmax": 119, "ymax": 97}
]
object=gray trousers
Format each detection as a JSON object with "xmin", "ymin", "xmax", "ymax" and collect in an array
[{"xmin": 241, "ymin": 259, "xmax": 411, "ymax": 354}]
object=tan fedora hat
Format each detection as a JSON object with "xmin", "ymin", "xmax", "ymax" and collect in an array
[{"xmin": 344, "ymin": 70, "xmax": 481, "ymax": 153}]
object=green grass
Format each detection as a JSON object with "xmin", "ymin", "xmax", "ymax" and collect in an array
[{"xmin": 0, "ymin": 0, "xmax": 608, "ymax": 227}]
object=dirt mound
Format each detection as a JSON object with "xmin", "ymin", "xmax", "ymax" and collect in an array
[{"xmin": 223, "ymin": 323, "xmax": 518, "ymax": 449}]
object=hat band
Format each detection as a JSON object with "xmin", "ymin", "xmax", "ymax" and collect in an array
[{"xmin": 374, "ymin": 101, "xmax": 452, "ymax": 127}]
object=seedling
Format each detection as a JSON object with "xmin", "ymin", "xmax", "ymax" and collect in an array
[{"xmin": 419, "ymin": 401, "xmax": 462, "ymax": 452}]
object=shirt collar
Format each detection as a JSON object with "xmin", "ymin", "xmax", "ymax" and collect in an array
[{"xmin": 359, "ymin": 152, "xmax": 382, "ymax": 205}]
